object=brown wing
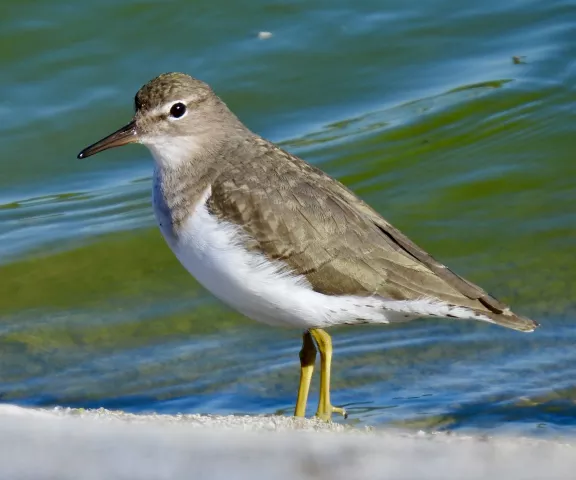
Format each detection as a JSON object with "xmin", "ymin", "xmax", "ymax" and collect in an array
[{"xmin": 207, "ymin": 137, "xmax": 537, "ymax": 332}]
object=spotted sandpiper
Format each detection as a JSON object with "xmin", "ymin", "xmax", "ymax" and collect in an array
[{"xmin": 78, "ymin": 72, "xmax": 539, "ymax": 421}]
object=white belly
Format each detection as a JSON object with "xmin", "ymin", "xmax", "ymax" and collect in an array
[{"xmin": 152, "ymin": 185, "xmax": 491, "ymax": 329}]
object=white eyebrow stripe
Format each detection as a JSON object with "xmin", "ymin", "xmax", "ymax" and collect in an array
[{"xmin": 148, "ymin": 96, "xmax": 202, "ymax": 117}]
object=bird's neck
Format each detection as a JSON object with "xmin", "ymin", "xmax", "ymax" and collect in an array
[
  {"xmin": 150, "ymin": 151, "xmax": 213, "ymax": 230},
  {"xmin": 150, "ymin": 132, "xmax": 245, "ymax": 231}
]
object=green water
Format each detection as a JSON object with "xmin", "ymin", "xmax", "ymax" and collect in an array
[{"xmin": 1, "ymin": 0, "xmax": 575, "ymax": 432}]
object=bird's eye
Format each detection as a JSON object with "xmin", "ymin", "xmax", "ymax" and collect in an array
[{"xmin": 169, "ymin": 102, "xmax": 187, "ymax": 119}]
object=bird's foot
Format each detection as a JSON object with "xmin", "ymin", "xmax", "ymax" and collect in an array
[{"xmin": 315, "ymin": 405, "xmax": 348, "ymax": 422}]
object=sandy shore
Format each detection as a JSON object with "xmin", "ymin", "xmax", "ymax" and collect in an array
[{"xmin": 0, "ymin": 404, "xmax": 574, "ymax": 479}]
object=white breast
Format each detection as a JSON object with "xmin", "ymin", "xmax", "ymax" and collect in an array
[{"xmin": 152, "ymin": 185, "xmax": 493, "ymax": 329}]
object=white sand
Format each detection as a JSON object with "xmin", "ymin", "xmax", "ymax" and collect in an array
[{"xmin": 0, "ymin": 404, "xmax": 574, "ymax": 479}]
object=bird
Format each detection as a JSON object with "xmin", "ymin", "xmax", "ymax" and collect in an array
[{"xmin": 78, "ymin": 72, "xmax": 539, "ymax": 421}]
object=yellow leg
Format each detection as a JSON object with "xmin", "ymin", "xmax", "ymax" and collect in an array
[
  {"xmin": 294, "ymin": 331, "xmax": 317, "ymax": 417},
  {"xmin": 310, "ymin": 328, "xmax": 347, "ymax": 421}
]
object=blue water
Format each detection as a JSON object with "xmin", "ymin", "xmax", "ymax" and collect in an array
[{"xmin": 0, "ymin": 0, "xmax": 575, "ymax": 434}]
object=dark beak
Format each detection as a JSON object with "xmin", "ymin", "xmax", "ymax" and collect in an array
[{"xmin": 77, "ymin": 121, "xmax": 138, "ymax": 159}]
